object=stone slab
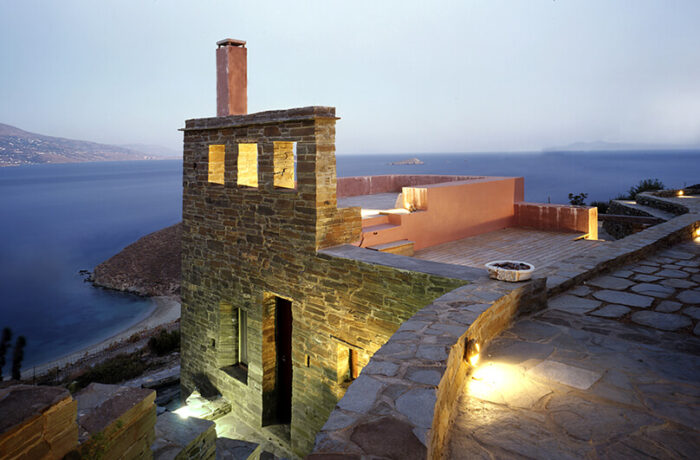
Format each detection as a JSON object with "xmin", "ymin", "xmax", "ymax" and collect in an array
[
  {"xmin": 677, "ymin": 290, "xmax": 700, "ymax": 305},
  {"xmin": 548, "ymin": 295, "xmax": 601, "ymax": 314},
  {"xmin": 630, "ymin": 283, "xmax": 675, "ymax": 298},
  {"xmin": 655, "ymin": 269, "xmax": 690, "ymax": 279},
  {"xmin": 656, "ymin": 300, "xmax": 682, "ymax": 313},
  {"xmin": 529, "ymin": 360, "xmax": 602, "ymax": 390},
  {"xmin": 590, "ymin": 304, "xmax": 631, "ymax": 318},
  {"xmin": 587, "ymin": 276, "xmax": 634, "ymax": 290},
  {"xmin": 592, "ymin": 290, "xmax": 654, "ymax": 308},
  {"xmin": 630, "ymin": 311, "xmax": 692, "ymax": 331},
  {"xmin": 682, "ymin": 306, "xmax": 700, "ymax": 320}
]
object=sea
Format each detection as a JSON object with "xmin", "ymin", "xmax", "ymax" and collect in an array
[{"xmin": 0, "ymin": 151, "xmax": 698, "ymax": 372}]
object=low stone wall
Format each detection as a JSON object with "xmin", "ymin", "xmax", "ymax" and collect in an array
[
  {"xmin": 515, "ymin": 202, "xmax": 597, "ymax": 238},
  {"xmin": 336, "ymin": 175, "xmax": 478, "ymax": 198},
  {"xmin": 0, "ymin": 385, "xmax": 78, "ymax": 459},
  {"xmin": 539, "ymin": 213, "xmax": 699, "ymax": 297},
  {"xmin": 309, "ymin": 276, "xmax": 547, "ymax": 459},
  {"xmin": 74, "ymin": 383, "xmax": 156, "ymax": 460}
]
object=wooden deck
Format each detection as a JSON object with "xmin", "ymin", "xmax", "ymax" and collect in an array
[{"xmin": 414, "ymin": 228, "xmax": 607, "ymax": 269}]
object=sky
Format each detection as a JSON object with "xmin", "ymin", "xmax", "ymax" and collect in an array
[{"xmin": 1, "ymin": 0, "xmax": 699, "ymax": 154}]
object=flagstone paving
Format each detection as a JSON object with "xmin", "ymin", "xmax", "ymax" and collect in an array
[{"xmin": 446, "ymin": 239, "xmax": 700, "ymax": 458}]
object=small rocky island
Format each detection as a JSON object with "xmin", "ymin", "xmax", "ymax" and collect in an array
[{"xmin": 389, "ymin": 157, "xmax": 424, "ymax": 165}]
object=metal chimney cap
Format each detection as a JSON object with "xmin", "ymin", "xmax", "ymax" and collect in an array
[{"xmin": 217, "ymin": 38, "xmax": 246, "ymax": 48}]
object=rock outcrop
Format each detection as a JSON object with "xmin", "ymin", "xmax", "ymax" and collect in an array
[{"xmin": 93, "ymin": 223, "xmax": 181, "ymax": 297}]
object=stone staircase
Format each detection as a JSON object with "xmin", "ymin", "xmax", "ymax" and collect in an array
[
  {"xmin": 603, "ymin": 191, "xmax": 689, "ymax": 239},
  {"xmin": 360, "ymin": 213, "xmax": 416, "ymax": 256}
]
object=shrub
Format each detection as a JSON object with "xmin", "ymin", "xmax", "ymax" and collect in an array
[
  {"xmin": 148, "ymin": 329, "xmax": 180, "ymax": 356},
  {"xmin": 589, "ymin": 200, "xmax": 610, "ymax": 214},
  {"xmin": 627, "ymin": 178, "xmax": 664, "ymax": 199},
  {"xmin": 75, "ymin": 353, "xmax": 146, "ymax": 389},
  {"xmin": 568, "ymin": 192, "xmax": 588, "ymax": 206}
]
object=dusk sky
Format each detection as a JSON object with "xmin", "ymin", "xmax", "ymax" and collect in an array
[{"xmin": 1, "ymin": 0, "xmax": 699, "ymax": 154}]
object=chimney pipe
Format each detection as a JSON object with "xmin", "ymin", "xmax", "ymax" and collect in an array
[{"xmin": 216, "ymin": 38, "xmax": 247, "ymax": 116}]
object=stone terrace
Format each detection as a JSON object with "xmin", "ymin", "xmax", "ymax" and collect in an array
[{"xmin": 445, "ymin": 238, "xmax": 700, "ymax": 458}]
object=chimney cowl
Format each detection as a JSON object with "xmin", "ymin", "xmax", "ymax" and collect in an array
[{"xmin": 217, "ymin": 38, "xmax": 246, "ymax": 48}]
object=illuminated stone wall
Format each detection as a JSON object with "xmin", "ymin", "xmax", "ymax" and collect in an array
[{"xmin": 180, "ymin": 106, "xmax": 468, "ymax": 456}]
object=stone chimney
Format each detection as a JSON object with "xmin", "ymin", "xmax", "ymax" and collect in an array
[{"xmin": 216, "ymin": 38, "xmax": 247, "ymax": 116}]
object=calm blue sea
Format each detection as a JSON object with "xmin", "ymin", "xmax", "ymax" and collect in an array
[{"xmin": 0, "ymin": 151, "xmax": 698, "ymax": 371}]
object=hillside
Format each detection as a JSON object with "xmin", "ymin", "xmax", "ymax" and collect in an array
[
  {"xmin": 0, "ymin": 123, "xmax": 171, "ymax": 167},
  {"xmin": 93, "ymin": 223, "xmax": 182, "ymax": 297}
]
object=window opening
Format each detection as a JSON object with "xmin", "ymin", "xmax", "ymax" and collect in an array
[
  {"xmin": 208, "ymin": 144, "xmax": 225, "ymax": 184},
  {"xmin": 273, "ymin": 141, "xmax": 296, "ymax": 189},
  {"xmin": 238, "ymin": 308, "xmax": 248, "ymax": 366},
  {"xmin": 237, "ymin": 143, "xmax": 258, "ymax": 187}
]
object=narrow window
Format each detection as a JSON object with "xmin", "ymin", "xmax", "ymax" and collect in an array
[
  {"xmin": 348, "ymin": 349, "xmax": 358, "ymax": 380},
  {"xmin": 208, "ymin": 144, "xmax": 225, "ymax": 184},
  {"xmin": 273, "ymin": 141, "xmax": 296, "ymax": 189},
  {"xmin": 238, "ymin": 308, "xmax": 248, "ymax": 366},
  {"xmin": 237, "ymin": 143, "xmax": 258, "ymax": 187}
]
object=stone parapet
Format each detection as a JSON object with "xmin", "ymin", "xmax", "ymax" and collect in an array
[
  {"xmin": 74, "ymin": 383, "xmax": 156, "ymax": 460},
  {"xmin": 0, "ymin": 385, "xmax": 78, "ymax": 460},
  {"xmin": 183, "ymin": 107, "xmax": 338, "ymax": 131},
  {"xmin": 309, "ymin": 276, "xmax": 547, "ymax": 459}
]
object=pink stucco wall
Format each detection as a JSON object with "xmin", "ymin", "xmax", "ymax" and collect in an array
[
  {"xmin": 337, "ymin": 175, "xmax": 482, "ymax": 198},
  {"xmin": 515, "ymin": 202, "xmax": 598, "ymax": 239},
  {"xmin": 361, "ymin": 177, "xmax": 525, "ymax": 250}
]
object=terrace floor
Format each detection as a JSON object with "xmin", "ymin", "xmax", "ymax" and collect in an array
[
  {"xmin": 445, "ymin": 239, "xmax": 700, "ymax": 458},
  {"xmin": 414, "ymin": 227, "xmax": 607, "ymax": 270}
]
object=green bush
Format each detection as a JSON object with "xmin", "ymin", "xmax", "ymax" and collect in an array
[
  {"xmin": 75, "ymin": 353, "xmax": 146, "ymax": 389},
  {"xmin": 568, "ymin": 192, "xmax": 588, "ymax": 206},
  {"xmin": 627, "ymin": 178, "xmax": 665, "ymax": 199},
  {"xmin": 148, "ymin": 329, "xmax": 180, "ymax": 356}
]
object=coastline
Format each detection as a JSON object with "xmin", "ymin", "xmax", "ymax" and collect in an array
[{"xmin": 22, "ymin": 295, "xmax": 181, "ymax": 379}]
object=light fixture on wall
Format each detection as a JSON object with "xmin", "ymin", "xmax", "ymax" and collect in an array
[
  {"xmin": 677, "ymin": 190, "xmax": 685, "ymax": 197},
  {"xmin": 464, "ymin": 338, "xmax": 480, "ymax": 366}
]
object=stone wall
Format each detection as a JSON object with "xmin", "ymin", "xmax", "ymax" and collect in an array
[
  {"xmin": 0, "ymin": 385, "xmax": 78, "ymax": 459},
  {"xmin": 180, "ymin": 107, "xmax": 470, "ymax": 456},
  {"xmin": 308, "ymin": 276, "xmax": 547, "ymax": 459}
]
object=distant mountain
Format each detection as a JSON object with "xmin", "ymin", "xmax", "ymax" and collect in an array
[
  {"xmin": 543, "ymin": 141, "xmax": 700, "ymax": 153},
  {"xmin": 0, "ymin": 123, "xmax": 173, "ymax": 167},
  {"xmin": 119, "ymin": 143, "xmax": 180, "ymax": 158}
]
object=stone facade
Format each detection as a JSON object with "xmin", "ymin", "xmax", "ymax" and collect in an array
[{"xmin": 180, "ymin": 106, "xmax": 468, "ymax": 456}]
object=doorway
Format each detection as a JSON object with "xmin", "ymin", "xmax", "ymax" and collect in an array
[{"xmin": 262, "ymin": 294, "xmax": 293, "ymax": 427}]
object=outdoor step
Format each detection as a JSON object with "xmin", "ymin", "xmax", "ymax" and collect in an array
[
  {"xmin": 361, "ymin": 214, "xmax": 390, "ymax": 227},
  {"xmin": 368, "ymin": 239, "xmax": 415, "ymax": 257},
  {"xmin": 610, "ymin": 200, "xmax": 676, "ymax": 221},
  {"xmin": 362, "ymin": 223, "xmax": 401, "ymax": 234}
]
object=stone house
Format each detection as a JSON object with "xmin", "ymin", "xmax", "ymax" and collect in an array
[{"xmin": 179, "ymin": 39, "xmax": 598, "ymax": 457}]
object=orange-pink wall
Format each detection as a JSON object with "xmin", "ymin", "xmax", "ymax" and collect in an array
[
  {"xmin": 361, "ymin": 177, "xmax": 525, "ymax": 250},
  {"xmin": 515, "ymin": 202, "xmax": 598, "ymax": 238}
]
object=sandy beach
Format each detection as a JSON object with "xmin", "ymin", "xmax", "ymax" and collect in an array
[{"xmin": 23, "ymin": 295, "xmax": 181, "ymax": 379}]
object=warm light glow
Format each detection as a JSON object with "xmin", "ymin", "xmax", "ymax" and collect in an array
[
  {"xmin": 465, "ymin": 339, "xmax": 480, "ymax": 366},
  {"xmin": 208, "ymin": 145, "xmax": 225, "ymax": 185},
  {"xmin": 237, "ymin": 143, "xmax": 258, "ymax": 187},
  {"xmin": 677, "ymin": 190, "xmax": 684, "ymax": 196},
  {"xmin": 467, "ymin": 362, "xmax": 521, "ymax": 401},
  {"xmin": 174, "ymin": 405, "xmax": 193, "ymax": 419},
  {"xmin": 695, "ymin": 228, "xmax": 700, "ymax": 237}
]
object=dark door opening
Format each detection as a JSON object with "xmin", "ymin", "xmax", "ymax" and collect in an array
[{"xmin": 275, "ymin": 296, "xmax": 293, "ymax": 425}]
